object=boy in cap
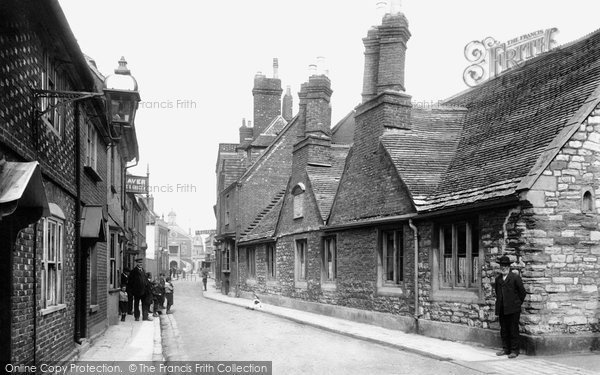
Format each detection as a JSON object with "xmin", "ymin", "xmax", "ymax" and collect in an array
[{"xmin": 494, "ymin": 255, "xmax": 526, "ymax": 358}]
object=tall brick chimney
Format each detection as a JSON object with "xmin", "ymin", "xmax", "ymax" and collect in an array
[
  {"xmin": 355, "ymin": 2, "xmax": 412, "ymax": 137},
  {"xmin": 252, "ymin": 59, "xmax": 283, "ymax": 139},
  {"xmin": 305, "ymin": 74, "xmax": 332, "ymax": 138},
  {"xmin": 293, "ymin": 70, "xmax": 333, "ymax": 166},
  {"xmin": 239, "ymin": 118, "xmax": 253, "ymax": 144},
  {"xmin": 282, "ymin": 85, "xmax": 293, "ymax": 122}
]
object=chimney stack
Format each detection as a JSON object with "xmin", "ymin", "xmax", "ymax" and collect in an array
[
  {"xmin": 282, "ymin": 85, "xmax": 293, "ymax": 122},
  {"xmin": 239, "ymin": 118, "xmax": 253, "ymax": 144},
  {"xmin": 273, "ymin": 58, "xmax": 279, "ymax": 79},
  {"xmin": 305, "ymin": 74, "xmax": 332, "ymax": 138},
  {"xmin": 253, "ymin": 60, "xmax": 283, "ymax": 140}
]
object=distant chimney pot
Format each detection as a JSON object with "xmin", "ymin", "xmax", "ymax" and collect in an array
[
  {"xmin": 273, "ymin": 58, "xmax": 279, "ymax": 78},
  {"xmin": 242, "ymin": 118, "xmax": 246, "ymax": 127},
  {"xmin": 390, "ymin": 0, "xmax": 402, "ymax": 14},
  {"xmin": 308, "ymin": 64, "xmax": 317, "ymax": 77},
  {"xmin": 376, "ymin": 0, "xmax": 389, "ymax": 18},
  {"xmin": 316, "ymin": 56, "xmax": 327, "ymax": 76},
  {"xmin": 248, "ymin": 120, "xmax": 252, "ymax": 127}
]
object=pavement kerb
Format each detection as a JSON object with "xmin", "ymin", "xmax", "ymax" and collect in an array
[
  {"xmin": 201, "ymin": 289, "xmax": 455, "ymax": 363},
  {"xmin": 160, "ymin": 313, "xmax": 189, "ymax": 361},
  {"xmin": 152, "ymin": 317, "xmax": 164, "ymax": 362}
]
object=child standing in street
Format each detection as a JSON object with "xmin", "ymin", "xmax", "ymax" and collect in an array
[
  {"xmin": 119, "ymin": 285, "xmax": 128, "ymax": 322},
  {"xmin": 164, "ymin": 277, "xmax": 174, "ymax": 314}
]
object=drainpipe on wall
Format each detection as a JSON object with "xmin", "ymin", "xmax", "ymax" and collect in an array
[
  {"xmin": 409, "ymin": 219, "xmax": 419, "ymax": 331},
  {"xmin": 74, "ymin": 102, "xmax": 85, "ymax": 343},
  {"xmin": 33, "ymin": 221, "xmax": 38, "ymax": 363},
  {"xmin": 234, "ymin": 182, "xmax": 242, "ymax": 298}
]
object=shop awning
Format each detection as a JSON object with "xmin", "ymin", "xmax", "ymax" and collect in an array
[
  {"xmin": 81, "ymin": 205, "xmax": 107, "ymax": 241},
  {"xmin": 0, "ymin": 161, "xmax": 49, "ymax": 219}
]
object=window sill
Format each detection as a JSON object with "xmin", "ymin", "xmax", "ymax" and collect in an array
[
  {"xmin": 321, "ymin": 281, "xmax": 337, "ymax": 291},
  {"xmin": 266, "ymin": 279, "xmax": 278, "ymax": 287},
  {"xmin": 246, "ymin": 278, "xmax": 258, "ymax": 285},
  {"xmin": 41, "ymin": 304, "xmax": 67, "ymax": 316},
  {"xmin": 84, "ymin": 166, "xmax": 103, "ymax": 182},
  {"xmin": 376, "ymin": 286, "xmax": 404, "ymax": 297},
  {"xmin": 89, "ymin": 304, "xmax": 99, "ymax": 313},
  {"xmin": 295, "ymin": 280, "xmax": 308, "ymax": 289},
  {"xmin": 432, "ymin": 288, "xmax": 481, "ymax": 303}
]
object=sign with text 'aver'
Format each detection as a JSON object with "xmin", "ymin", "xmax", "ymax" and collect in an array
[{"xmin": 126, "ymin": 174, "xmax": 148, "ymax": 194}]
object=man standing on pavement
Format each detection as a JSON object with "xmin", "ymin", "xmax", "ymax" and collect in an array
[
  {"xmin": 128, "ymin": 258, "xmax": 152, "ymax": 321},
  {"xmin": 201, "ymin": 267, "xmax": 209, "ymax": 291},
  {"xmin": 494, "ymin": 255, "xmax": 526, "ymax": 358}
]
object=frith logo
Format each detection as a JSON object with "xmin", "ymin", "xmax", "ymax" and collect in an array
[{"xmin": 463, "ymin": 28, "xmax": 559, "ymax": 87}]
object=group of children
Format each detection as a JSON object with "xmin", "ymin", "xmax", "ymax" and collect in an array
[{"xmin": 119, "ymin": 273, "xmax": 174, "ymax": 322}]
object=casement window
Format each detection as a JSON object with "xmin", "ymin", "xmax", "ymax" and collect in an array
[
  {"xmin": 246, "ymin": 247, "xmax": 256, "ymax": 278},
  {"xmin": 222, "ymin": 242, "xmax": 231, "ymax": 272},
  {"xmin": 225, "ymin": 194, "xmax": 230, "ymax": 225},
  {"xmin": 292, "ymin": 183, "xmax": 305, "ymax": 219},
  {"xmin": 322, "ymin": 236, "xmax": 337, "ymax": 281},
  {"xmin": 43, "ymin": 217, "xmax": 64, "ymax": 308},
  {"xmin": 295, "ymin": 239, "xmax": 307, "ymax": 280},
  {"xmin": 439, "ymin": 220, "xmax": 480, "ymax": 289},
  {"xmin": 40, "ymin": 52, "xmax": 65, "ymax": 135},
  {"xmin": 381, "ymin": 229, "xmax": 403, "ymax": 285},
  {"xmin": 109, "ymin": 146, "xmax": 116, "ymax": 188},
  {"xmin": 266, "ymin": 243, "xmax": 276, "ymax": 279},
  {"xmin": 86, "ymin": 122, "xmax": 98, "ymax": 169},
  {"xmin": 169, "ymin": 245, "xmax": 179, "ymax": 255},
  {"xmin": 109, "ymin": 233, "xmax": 118, "ymax": 288}
]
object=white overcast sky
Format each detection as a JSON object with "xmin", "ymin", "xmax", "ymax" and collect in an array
[{"xmin": 58, "ymin": 0, "xmax": 600, "ymax": 232}]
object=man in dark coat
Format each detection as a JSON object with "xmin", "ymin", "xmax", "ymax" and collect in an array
[
  {"xmin": 127, "ymin": 258, "xmax": 152, "ymax": 321},
  {"xmin": 494, "ymin": 255, "xmax": 526, "ymax": 358}
]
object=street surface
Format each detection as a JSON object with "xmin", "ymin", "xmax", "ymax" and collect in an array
[{"xmin": 168, "ymin": 279, "xmax": 482, "ymax": 375}]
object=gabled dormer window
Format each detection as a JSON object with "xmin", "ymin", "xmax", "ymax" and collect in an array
[{"xmin": 292, "ymin": 183, "xmax": 305, "ymax": 219}]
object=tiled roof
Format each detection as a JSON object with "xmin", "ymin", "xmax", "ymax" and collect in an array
[
  {"xmin": 251, "ymin": 115, "xmax": 288, "ymax": 147},
  {"xmin": 433, "ymin": 29, "xmax": 600, "ymax": 208},
  {"xmin": 239, "ymin": 190, "xmax": 285, "ymax": 243},
  {"xmin": 307, "ymin": 145, "xmax": 350, "ymax": 221},
  {"xmin": 381, "ymin": 107, "xmax": 466, "ymax": 202},
  {"xmin": 221, "ymin": 155, "xmax": 246, "ymax": 188},
  {"xmin": 382, "ymin": 29, "xmax": 600, "ymax": 212}
]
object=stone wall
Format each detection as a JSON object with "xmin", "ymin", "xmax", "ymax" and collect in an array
[{"xmin": 520, "ymin": 110, "xmax": 600, "ymax": 335}]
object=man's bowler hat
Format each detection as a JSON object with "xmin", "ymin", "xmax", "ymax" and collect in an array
[{"xmin": 498, "ymin": 255, "xmax": 512, "ymax": 266}]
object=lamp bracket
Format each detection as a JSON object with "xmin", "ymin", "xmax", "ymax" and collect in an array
[{"xmin": 32, "ymin": 89, "xmax": 104, "ymax": 118}]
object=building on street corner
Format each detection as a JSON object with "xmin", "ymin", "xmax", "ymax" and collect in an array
[{"xmin": 214, "ymin": 3, "xmax": 600, "ymax": 355}]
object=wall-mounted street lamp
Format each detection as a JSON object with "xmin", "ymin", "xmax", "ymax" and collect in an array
[{"xmin": 33, "ymin": 57, "xmax": 140, "ymax": 133}]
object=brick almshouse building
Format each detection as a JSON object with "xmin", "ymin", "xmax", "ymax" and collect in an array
[
  {"xmin": 215, "ymin": 8, "xmax": 600, "ymax": 354},
  {"xmin": 0, "ymin": 0, "xmax": 146, "ymax": 364}
]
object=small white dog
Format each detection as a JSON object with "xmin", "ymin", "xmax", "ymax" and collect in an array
[{"xmin": 248, "ymin": 293, "xmax": 263, "ymax": 310}]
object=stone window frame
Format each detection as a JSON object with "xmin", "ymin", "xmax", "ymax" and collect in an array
[
  {"xmin": 321, "ymin": 235, "xmax": 337, "ymax": 289},
  {"xmin": 41, "ymin": 204, "xmax": 66, "ymax": 314},
  {"xmin": 294, "ymin": 238, "xmax": 308, "ymax": 288},
  {"xmin": 292, "ymin": 183, "xmax": 306, "ymax": 219},
  {"xmin": 431, "ymin": 216, "xmax": 483, "ymax": 304},
  {"xmin": 582, "ymin": 188, "xmax": 595, "ymax": 213},
  {"xmin": 376, "ymin": 226, "xmax": 405, "ymax": 296}
]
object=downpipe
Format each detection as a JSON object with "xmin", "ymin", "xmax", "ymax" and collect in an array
[{"xmin": 409, "ymin": 219, "xmax": 419, "ymax": 333}]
